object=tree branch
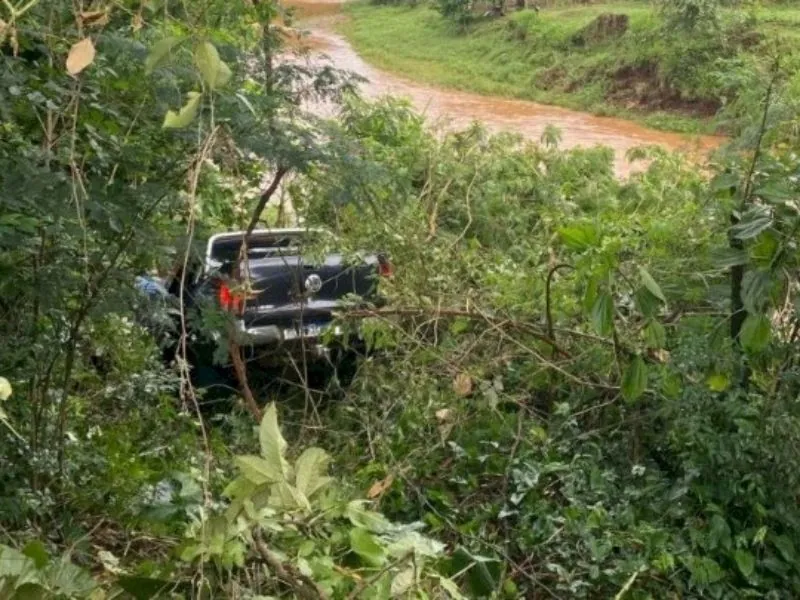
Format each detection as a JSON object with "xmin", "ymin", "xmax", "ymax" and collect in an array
[{"xmin": 244, "ymin": 166, "xmax": 289, "ymax": 239}]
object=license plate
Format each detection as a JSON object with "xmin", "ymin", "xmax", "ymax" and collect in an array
[{"xmin": 283, "ymin": 323, "xmax": 324, "ymax": 341}]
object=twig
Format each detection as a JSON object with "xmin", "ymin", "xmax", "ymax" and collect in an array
[
  {"xmin": 545, "ymin": 263, "xmax": 574, "ymax": 345},
  {"xmin": 346, "ymin": 552, "xmax": 414, "ymax": 600},
  {"xmin": 229, "ymin": 338, "xmax": 262, "ymax": 422},
  {"xmin": 613, "ymin": 567, "xmax": 646, "ymax": 600},
  {"xmin": 342, "ymin": 307, "xmax": 569, "ymax": 358},
  {"xmin": 254, "ymin": 532, "xmax": 329, "ymax": 600}
]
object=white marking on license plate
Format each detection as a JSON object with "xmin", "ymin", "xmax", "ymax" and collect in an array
[{"xmin": 283, "ymin": 324, "xmax": 324, "ymax": 340}]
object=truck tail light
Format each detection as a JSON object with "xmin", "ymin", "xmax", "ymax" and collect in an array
[{"xmin": 218, "ymin": 282, "xmax": 243, "ymax": 314}]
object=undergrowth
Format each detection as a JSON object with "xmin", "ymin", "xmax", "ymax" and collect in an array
[{"xmin": 2, "ymin": 0, "xmax": 800, "ymax": 598}]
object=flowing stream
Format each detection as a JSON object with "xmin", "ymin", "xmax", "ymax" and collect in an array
[{"xmin": 287, "ymin": 0, "xmax": 724, "ymax": 175}]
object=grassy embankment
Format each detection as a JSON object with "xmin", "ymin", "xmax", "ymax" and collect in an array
[{"xmin": 339, "ymin": 1, "xmax": 800, "ymax": 133}]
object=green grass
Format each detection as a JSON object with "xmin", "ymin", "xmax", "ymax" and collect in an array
[{"xmin": 338, "ymin": 1, "xmax": 800, "ymax": 133}]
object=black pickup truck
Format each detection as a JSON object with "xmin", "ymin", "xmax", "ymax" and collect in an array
[{"xmin": 146, "ymin": 228, "xmax": 390, "ymax": 387}]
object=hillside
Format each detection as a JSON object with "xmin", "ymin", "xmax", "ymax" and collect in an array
[{"xmin": 340, "ymin": 0, "xmax": 800, "ymax": 132}]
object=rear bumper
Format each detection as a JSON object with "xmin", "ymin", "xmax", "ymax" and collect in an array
[{"xmin": 233, "ymin": 320, "xmax": 346, "ymax": 348}]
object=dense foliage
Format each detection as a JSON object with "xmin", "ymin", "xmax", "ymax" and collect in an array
[{"xmin": 2, "ymin": 0, "xmax": 800, "ymax": 598}]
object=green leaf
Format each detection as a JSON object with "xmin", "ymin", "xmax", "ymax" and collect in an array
[
  {"xmin": 731, "ymin": 207, "xmax": 772, "ymax": 240},
  {"xmin": 706, "ymin": 373, "xmax": 730, "ymax": 392},
  {"xmin": 346, "ymin": 501, "xmax": 392, "ymax": 533},
  {"xmin": 685, "ymin": 556, "xmax": 723, "ymax": 586},
  {"xmin": 733, "ymin": 549, "xmax": 755, "ymax": 578},
  {"xmin": 749, "ymin": 232, "xmax": 779, "ymax": 265},
  {"xmin": 740, "ymin": 314, "xmax": 771, "ymax": 353},
  {"xmin": 754, "ymin": 182, "xmax": 795, "ymax": 204},
  {"xmin": 711, "ymin": 171, "xmax": 739, "ymax": 193},
  {"xmin": 643, "ymin": 320, "xmax": 666, "ymax": 349},
  {"xmin": 772, "ymin": 535, "xmax": 795, "ymax": 562},
  {"xmin": 22, "ymin": 541, "xmax": 49, "ymax": 569},
  {"xmin": 634, "ymin": 287, "xmax": 661, "ymax": 318},
  {"xmin": 268, "ymin": 481, "xmax": 310, "ymax": 511},
  {"xmin": 639, "ymin": 267, "xmax": 666, "ymax": 303},
  {"xmin": 621, "ymin": 356, "xmax": 647, "ymax": 403},
  {"xmin": 591, "ymin": 292, "xmax": 614, "ymax": 336},
  {"xmin": 294, "ymin": 447, "xmax": 332, "ymax": 499},
  {"xmin": 437, "ymin": 576, "xmax": 468, "ymax": 600},
  {"xmin": 259, "ymin": 403, "xmax": 290, "ymax": 483},
  {"xmin": 235, "ymin": 455, "xmax": 280, "ymax": 485},
  {"xmin": 0, "ymin": 377, "xmax": 11, "ymax": 401},
  {"xmin": 582, "ymin": 277, "xmax": 598, "ymax": 314},
  {"xmin": 162, "ymin": 92, "xmax": 201, "ymax": 129},
  {"xmin": 194, "ymin": 41, "xmax": 232, "ymax": 89},
  {"xmin": 45, "ymin": 560, "xmax": 97, "ymax": 597},
  {"xmin": 0, "ymin": 544, "xmax": 37, "ymax": 582},
  {"xmin": 452, "ymin": 547, "xmax": 499, "ymax": 597},
  {"xmin": 661, "ymin": 370, "xmax": 682, "ymax": 399},
  {"xmin": 708, "ymin": 514, "xmax": 732, "ymax": 550},
  {"xmin": 558, "ymin": 223, "xmax": 599, "ymax": 251},
  {"xmin": 215, "ymin": 61, "xmax": 232, "ymax": 88},
  {"xmin": 741, "ymin": 270, "xmax": 771, "ymax": 314},
  {"xmin": 711, "ymin": 247, "xmax": 748, "ymax": 269},
  {"xmin": 386, "ymin": 531, "xmax": 445, "ymax": 559},
  {"xmin": 145, "ymin": 36, "xmax": 181, "ymax": 74},
  {"xmin": 349, "ymin": 528, "xmax": 385, "ymax": 566}
]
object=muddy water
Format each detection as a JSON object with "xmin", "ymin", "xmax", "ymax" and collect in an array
[{"xmin": 287, "ymin": 0, "xmax": 723, "ymax": 176}]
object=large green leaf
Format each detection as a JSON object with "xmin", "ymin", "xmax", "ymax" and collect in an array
[
  {"xmin": 639, "ymin": 267, "xmax": 666, "ymax": 303},
  {"xmin": 294, "ymin": 447, "xmax": 332, "ymax": 499},
  {"xmin": 733, "ymin": 549, "xmax": 755, "ymax": 578},
  {"xmin": 711, "ymin": 171, "xmax": 739, "ymax": 193},
  {"xmin": 685, "ymin": 556, "xmax": 723, "ymax": 586},
  {"xmin": 711, "ymin": 247, "xmax": 748, "ymax": 269},
  {"xmin": 268, "ymin": 481, "xmax": 310, "ymax": 511},
  {"xmin": 708, "ymin": 514, "xmax": 731, "ymax": 550},
  {"xmin": 740, "ymin": 314, "xmax": 770, "ymax": 353},
  {"xmin": 386, "ymin": 531, "xmax": 445, "ymax": 559},
  {"xmin": 754, "ymin": 182, "xmax": 795, "ymax": 204},
  {"xmin": 621, "ymin": 356, "xmax": 647, "ymax": 403},
  {"xmin": 21, "ymin": 542, "xmax": 48, "ymax": 570},
  {"xmin": 731, "ymin": 207, "xmax": 772, "ymax": 240},
  {"xmin": 741, "ymin": 270, "xmax": 771, "ymax": 314},
  {"xmin": 194, "ymin": 41, "xmax": 232, "ymax": 89},
  {"xmin": 773, "ymin": 535, "xmax": 796, "ymax": 562},
  {"xmin": 558, "ymin": 223, "xmax": 600, "ymax": 251},
  {"xmin": 162, "ymin": 92, "xmax": 201, "ymax": 129},
  {"xmin": 0, "ymin": 545, "xmax": 38, "ymax": 585},
  {"xmin": 591, "ymin": 292, "xmax": 614, "ymax": 336},
  {"xmin": 451, "ymin": 547, "xmax": 499, "ymax": 598},
  {"xmin": 349, "ymin": 528, "xmax": 385, "ymax": 566},
  {"xmin": 235, "ymin": 455, "xmax": 281, "ymax": 485},
  {"xmin": 144, "ymin": 36, "xmax": 181, "ymax": 74},
  {"xmin": 259, "ymin": 403, "xmax": 290, "ymax": 483},
  {"xmin": 634, "ymin": 287, "xmax": 661, "ymax": 319},
  {"xmin": 44, "ymin": 559, "xmax": 97, "ymax": 597}
]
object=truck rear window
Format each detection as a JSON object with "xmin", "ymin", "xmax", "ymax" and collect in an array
[{"xmin": 207, "ymin": 231, "xmax": 322, "ymax": 273}]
